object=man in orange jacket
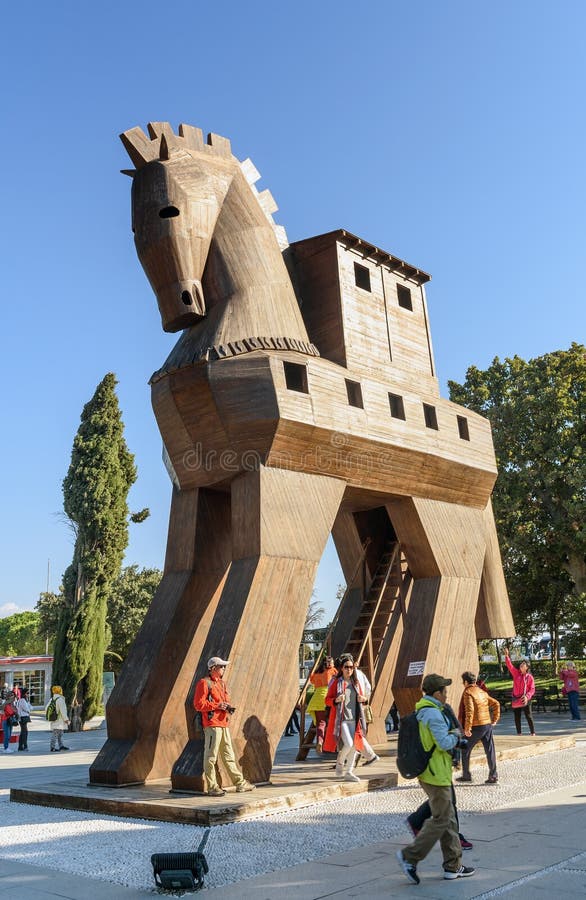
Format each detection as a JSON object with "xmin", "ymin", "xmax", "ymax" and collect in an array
[
  {"xmin": 193, "ymin": 656, "xmax": 256, "ymax": 797},
  {"xmin": 457, "ymin": 671, "xmax": 501, "ymax": 784}
]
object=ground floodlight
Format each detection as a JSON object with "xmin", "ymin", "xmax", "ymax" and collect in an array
[{"xmin": 151, "ymin": 851, "xmax": 209, "ymax": 892}]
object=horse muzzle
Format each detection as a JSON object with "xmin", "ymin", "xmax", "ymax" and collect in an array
[{"xmin": 157, "ymin": 279, "xmax": 206, "ymax": 332}]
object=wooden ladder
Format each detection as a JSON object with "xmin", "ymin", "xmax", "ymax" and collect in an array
[
  {"xmin": 346, "ymin": 540, "xmax": 407, "ymax": 687},
  {"xmin": 295, "ymin": 539, "xmax": 371, "ymax": 761}
]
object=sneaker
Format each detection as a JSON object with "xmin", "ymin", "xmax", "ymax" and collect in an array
[
  {"xmin": 444, "ymin": 865, "xmax": 475, "ymax": 879},
  {"xmin": 344, "ymin": 772, "xmax": 361, "ymax": 782},
  {"xmin": 485, "ymin": 776, "xmax": 498, "ymax": 784},
  {"xmin": 335, "ymin": 766, "xmax": 346, "ymax": 777},
  {"xmin": 50, "ymin": 748, "xmax": 60, "ymax": 752},
  {"xmin": 236, "ymin": 781, "xmax": 256, "ymax": 792},
  {"xmin": 396, "ymin": 850, "xmax": 420, "ymax": 885},
  {"xmin": 459, "ymin": 835, "xmax": 473, "ymax": 850},
  {"xmin": 363, "ymin": 754, "xmax": 380, "ymax": 766},
  {"xmin": 59, "ymin": 746, "xmax": 70, "ymax": 751},
  {"xmin": 406, "ymin": 818, "xmax": 420, "ymax": 838},
  {"xmin": 456, "ymin": 775, "xmax": 472, "ymax": 782},
  {"xmin": 208, "ymin": 787, "xmax": 225, "ymax": 797}
]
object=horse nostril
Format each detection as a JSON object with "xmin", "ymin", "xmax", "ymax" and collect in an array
[{"xmin": 181, "ymin": 291, "xmax": 192, "ymax": 306}]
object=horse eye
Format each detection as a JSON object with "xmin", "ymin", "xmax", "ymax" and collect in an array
[{"xmin": 159, "ymin": 206, "xmax": 180, "ymax": 219}]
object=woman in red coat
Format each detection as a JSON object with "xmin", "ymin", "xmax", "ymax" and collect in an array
[{"xmin": 324, "ymin": 656, "xmax": 377, "ymax": 781}]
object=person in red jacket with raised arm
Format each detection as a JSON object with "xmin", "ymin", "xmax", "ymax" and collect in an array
[{"xmin": 504, "ymin": 647, "xmax": 536, "ymax": 735}]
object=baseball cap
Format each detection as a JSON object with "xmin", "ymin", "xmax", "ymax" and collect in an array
[
  {"xmin": 207, "ymin": 656, "xmax": 230, "ymax": 669},
  {"xmin": 422, "ymin": 673, "xmax": 452, "ymax": 695}
]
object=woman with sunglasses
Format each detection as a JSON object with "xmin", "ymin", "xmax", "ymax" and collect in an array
[{"xmin": 323, "ymin": 654, "xmax": 378, "ymax": 780}]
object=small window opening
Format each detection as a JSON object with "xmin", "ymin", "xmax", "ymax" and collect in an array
[
  {"xmin": 457, "ymin": 415, "xmax": 470, "ymax": 441},
  {"xmin": 345, "ymin": 379, "xmax": 364, "ymax": 408},
  {"xmin": 423, "ymin": 403, "xmax": 438, "ymax": 430},
  {"xmin": 159, "ymin": 206, "xmax": 180, "ymax": 218},
  {"xmin": 397, "ymin": 283, "xmax": 413, "ymax": 310},
  {"xmin": 354, "ymin": 262, "xmax": 371, "ymax": 292},
  {"xmin": 283, "ymin": 361, "xmax": 309, "ymax": 393},
  {"xmin": 389, "ymin": 393, "xmax": 406, "ymax": 420}
]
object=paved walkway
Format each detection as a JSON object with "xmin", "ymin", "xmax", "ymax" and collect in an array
[{"xmin": 0, "ymin": 710, "xmax": 584, "ymax": 898}]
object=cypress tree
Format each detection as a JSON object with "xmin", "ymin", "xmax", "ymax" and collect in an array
[{"xmin": 53, "ymin": 373, "xmax": 138, "ymax": 727}]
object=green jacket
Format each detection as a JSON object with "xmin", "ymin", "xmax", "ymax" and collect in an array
[{"xmin": 415, "ymin": 696, "xmax": 459, "ymax": 785}]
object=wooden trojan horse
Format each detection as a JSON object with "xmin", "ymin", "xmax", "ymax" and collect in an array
[{"xmin": 89, "ymin": 122, "xmax": 514, "ymax": 789}]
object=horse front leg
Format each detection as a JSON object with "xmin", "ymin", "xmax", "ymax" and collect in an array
[
  {"xmin": 89, "ymin": 486, "xmax": 231, "ymax": 786},
  {"xmin": 171, "ymin": 465, "xmax": 345, "ymax": 790}
]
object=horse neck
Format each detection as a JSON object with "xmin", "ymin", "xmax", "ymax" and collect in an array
[{"xmin": 202, "ymin": 170, "xmax": 309, "ymax": 342}]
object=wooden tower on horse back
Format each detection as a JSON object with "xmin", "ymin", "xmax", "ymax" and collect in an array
[{"xmin": 89, "ymin": 122, "xmax": 514, "ymax": 790}]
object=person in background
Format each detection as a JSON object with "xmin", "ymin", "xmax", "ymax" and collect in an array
[
  {"xmin": 16, "ymin": 687, "xmax": 32, "ymax": 751},
  {"xmin": 504, "ymin": 648, "xmax": 536, "ymax": 735},
  {"xmin": 457, "ymin": 671, "xmax": 500, "ymax": 784},
  {"xmin": 0, "ymin": 691, "xmax": 18, "ymax": 752},
  {"xmin": 284, "ymin": 706, "xmax": 300, "ymax": 736},
  {"xmin": 396, "ymin": 674, "xmax": 474, "ymax": 885},
  {"xmin": 193, "ymin": 656, "xmax": 256, "ymax": 797},
  {"xmin": 307, "ymin": 655, "xmax": 337, "ymax": 752},
  {"xmin": 558, "ymin": 661, "xmax": 581, "ymax": 721},
  {"xmin": 45, "ymin": 685, "xmax": 70, "ymax": 752},
  {"xmin": 386, "ymin": 701, "xmax": 400, "ymax": 733}
]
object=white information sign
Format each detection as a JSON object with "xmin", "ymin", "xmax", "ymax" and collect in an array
[{"xmin": 407, "ymin": 660, "xmax": 426, "ymax": 676}]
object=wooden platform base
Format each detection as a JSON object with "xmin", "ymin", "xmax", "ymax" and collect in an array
[{"xmin": 10, "ymin": 734, "xmax": 575, "ymax": 827}]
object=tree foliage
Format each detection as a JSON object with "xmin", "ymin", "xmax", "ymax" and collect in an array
[
  {"xmin": 449, "ymin": 343, "xmax": 586, "ymax": 662},
  {"xmin": 106, "ymin": 565, "xmax": 162, "ymax": 668},
  {"xmin": 35, "ymin": 591, "xmax": 66, "ymax": 652},
  {"xmin": 52, "ymin": 373, "xmax": 142, "ymax": 726},
  {"xmin": 0, "ymin": 611, "xmax": 46, "ymax": 656}
]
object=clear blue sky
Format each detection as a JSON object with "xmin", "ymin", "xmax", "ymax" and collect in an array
[{"xmin": 1, "ymin": 1, "xmax": 584, "ymax": 623}]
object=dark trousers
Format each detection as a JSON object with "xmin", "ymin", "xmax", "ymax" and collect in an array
[
  {"xmin": 285, "ymin": 710, "xmax": 300, "ymax": 735},
  {"xmin": 513, "ymin": 702, "xmax": 535, "ymax": 734},
  {"xmin": 567, "ymin": 691, "xmax": 581, "ymax": 720},
  {"xmin": 408, "ymin": 783, "xmax": 462, "ymax": 836},
  {"xmin": 18, "ymin": 718, "xmax": 29, "ymax": 750},
  {"xmin": 461, "ymin": 724, "xmax": 497, "ymax": 779}
]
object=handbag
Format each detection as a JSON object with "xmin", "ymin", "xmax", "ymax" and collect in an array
[
  {"xmin": 511, "ymin": 696, "xmax": 528, "ymax": 709},
  {"xmin": 364, "ymin": 704, "xmax": 374, "ymax": 724},
  {"xmin": 511, "ymin": 674, "xmax": 529, "ymax": 708}
]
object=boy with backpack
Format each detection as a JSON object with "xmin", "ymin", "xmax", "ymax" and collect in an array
[
  {"xmin": 396, "ymin": 674, "xmax": 475, "ymax": 885},
  {"xmin": 45, "ymin": 685, "xmax": 70, "ymax": 752}
]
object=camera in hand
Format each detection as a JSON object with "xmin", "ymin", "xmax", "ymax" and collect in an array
[{"xmin": 450, "ymin": 737, "xmax": 468, "ymax": 768}]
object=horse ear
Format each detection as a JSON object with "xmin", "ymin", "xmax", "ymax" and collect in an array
[{"xmin": 160, "ymin": 134, "xmax": 170, "ymax": 161}]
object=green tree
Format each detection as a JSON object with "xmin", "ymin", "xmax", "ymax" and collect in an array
[
  {"xmin": 52, "ymin": 373, "xmax": 148, "ymax": 727},
  {"xmin": 0, "ymin": 611, "xmax": 45, "ymax": 656},
  {"xmin": 35, "ymin": 590, "xmax": 66, "ymax": 653},
  {"xmin": 449, "ymin": 343, "xmax": 586, "ymax": 666},
  {"xmin": 106, "ymin": 565, "xmax": 162, "ymax": 669}
]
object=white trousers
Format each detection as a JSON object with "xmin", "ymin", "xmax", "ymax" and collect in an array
[{"xmin": 335, "ymin": 721, "xmax": 376, "ymax": 774}]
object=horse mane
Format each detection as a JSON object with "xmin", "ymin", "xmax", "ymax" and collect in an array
[{"xmin": 120, "ymin": 122, "xmax": 288, "ymax": 249}]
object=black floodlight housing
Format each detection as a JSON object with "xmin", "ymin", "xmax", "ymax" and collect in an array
[{"xmin": 151, "ymin": 851, "xmax": 209, "ymax": 892}]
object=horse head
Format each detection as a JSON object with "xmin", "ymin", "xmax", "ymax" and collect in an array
[{"xmin": 121, "ymin": 122, "xmax": 239, "ymax": 332}]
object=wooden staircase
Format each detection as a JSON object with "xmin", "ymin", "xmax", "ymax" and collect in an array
[
  {"xmin": 347, "ymin": 540, "xmax": 407, "ymax": 686},
  {"xmin": 296, "ymin": 539, "xmax": 409, "ymax": 759}
]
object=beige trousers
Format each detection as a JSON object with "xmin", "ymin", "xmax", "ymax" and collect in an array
[
  {"xmin": 402, "ymin": 780, "xmax": 462, "ymax": 873},
  {"xmin": 204, "ymin": 726, "xmax": 245, "ymax": 790}
]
